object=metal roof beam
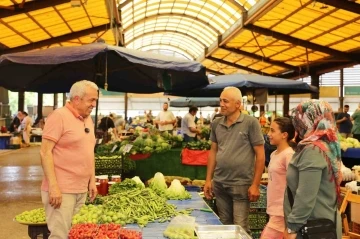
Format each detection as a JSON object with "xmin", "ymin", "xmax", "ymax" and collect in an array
[
  {"xmin": 206, "ymin": 68, "xmax": 225, "ymax": 75},
  {"xmin": 119, "ymin": 0, "xmax": 132, "ymax": 9},
  {"xmin": 0, "ymin": 0, "xmax": 69, "ymax": 18},
  {"xmin": 219, "ymin": 46, "xmax": 300, "ymax": 71},
  {"xmin": 278, "ymin": 60, "xmax": 355, "ymax": 79},
  {"xmin": 207, "ymin": 56, "xmax": 273, "ymax": 76},
  {"xmin": 0, "ymin": 23, "xmax": 111, "ymax": 55},
  {"xmin": 316, "ymin": 0, "xmax": 360, "ymax": 16},
  {"xmin": 244, "ymin": 24, "xmax": 359, "ymax": 62}
]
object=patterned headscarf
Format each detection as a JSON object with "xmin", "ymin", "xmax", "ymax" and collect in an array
[{"xmin": 291, "ymin": 99, "xmax": 342, "ymax": 194}]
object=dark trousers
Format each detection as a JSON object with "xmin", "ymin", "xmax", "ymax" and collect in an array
[{"xmin": 183, "ymin": 134, "xmax": 195, "ymax": 142}]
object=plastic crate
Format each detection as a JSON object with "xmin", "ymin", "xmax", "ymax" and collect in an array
[
  {"xmin": 250, "ymin": 185, "xmax": 267, "ymax": 208},
  {"xmin": 249, "ymin": 208, "xmax": 266, "ymax": 213},
  {"xmin": 249, "ymin": 212, "xmax": 268, "ymax": 230}
]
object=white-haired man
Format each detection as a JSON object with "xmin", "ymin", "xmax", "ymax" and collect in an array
[
  {"xmin": 40, "ymin": 80, "xmax": 98, "ymax": 238},
  {"xmin": 204, "ymin": 86, "xmax": 265, "ymax": 233}
]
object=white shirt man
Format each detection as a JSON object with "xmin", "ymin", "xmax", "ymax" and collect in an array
[
  {"xmin": 211, "ymin": 107, "xmax": 219, "ymax": 122},
  {"xmin": 181, "ymin": 106, "xmax": 200, "ymax": 142},
  {"xmin": 155, "ymin": 102, "xmax": 176, "ymax": 132}
]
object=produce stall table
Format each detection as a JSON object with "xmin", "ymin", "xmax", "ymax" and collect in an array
[
  {"xmin": 134, "ymin": 149, "xmax": 207, "ymax": 181},
  {"xmin": 126, "ymin": 191, "xmax": 222, "ymax": 238},
  {"xmin": 26, "ymin": 192, "xmax": 220, "ymax": 239},
  {"xmin": 342, "ymin": 148, "xmax": 360, "ymax": 169}
]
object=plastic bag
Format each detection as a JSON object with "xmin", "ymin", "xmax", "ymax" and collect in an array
[{"xmin": 163, "ymin": 215, "xmax": 197, "ymax": 239}]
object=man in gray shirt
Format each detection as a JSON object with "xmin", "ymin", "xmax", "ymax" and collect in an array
[{"xmin": 204, "ymin": 87, "xmax": 265, "ymax": 232}]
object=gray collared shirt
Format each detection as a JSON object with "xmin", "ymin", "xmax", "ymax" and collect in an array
[{"xmin": 210, "ymin": 113, "xmax": 264, "ymax": 185}]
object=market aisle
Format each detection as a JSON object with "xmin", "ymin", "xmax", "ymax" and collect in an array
[{"xmin": 0, "ymin": 146, "xmax": 43, "ymax": 239}]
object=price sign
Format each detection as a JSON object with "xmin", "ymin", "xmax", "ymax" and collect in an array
[
  {"xmin": 123, "ymin": 144, "xmax": 133, "ymax": 153},
  {"xmin": 110, "ymin": 145, "xmax": 118, "ymax": 153}
]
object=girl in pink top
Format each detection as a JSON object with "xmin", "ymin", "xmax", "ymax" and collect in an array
[{"xmin": 261, "ymin": 117, "xmax": 295, "ymax": 239}]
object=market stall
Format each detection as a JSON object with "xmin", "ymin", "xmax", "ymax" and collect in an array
[
  {"xmin": 135, "ymin": 148, "xmax": 207, "ymax": 181},
  {"xmin": 339, "ymin": 136, "xmax": 360, "ymax": 169},
  {"xmin": 342, "ymin": 148, "xmax": 360, "ymax": 169}
]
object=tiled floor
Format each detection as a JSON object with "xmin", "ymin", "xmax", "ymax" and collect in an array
[{"xmin": 0, "ymin": 146, "xmax": 43, "ymax": 239}]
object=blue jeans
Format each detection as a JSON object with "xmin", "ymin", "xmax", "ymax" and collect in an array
[{"xmin": 212, "ymin": 181, "xmax": 250, "ymax": 233}]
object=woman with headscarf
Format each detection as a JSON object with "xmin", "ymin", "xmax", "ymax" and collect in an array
[{"xmin": 284, "ymin": 100, "xmax": 342, "ymax": 239}]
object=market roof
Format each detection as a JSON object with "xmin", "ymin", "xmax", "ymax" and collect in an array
[
  {"xmin": 1, "ymin": 0, "xmax": 359, "ymax": 80},
  {"xmin": 120, "ymin": 0, "xmax": 259, "ymax": 60},
  {"xmin": 199, "ymin": 0, "xmax": 360, "ymax": 78},
  {"xmin": 0, "ymin": 0, "xmax": 119, "ymax": 54}
]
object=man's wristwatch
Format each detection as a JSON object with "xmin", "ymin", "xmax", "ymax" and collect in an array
[{"xmin": 287, "ymin": 228, "xmax": 297, "ymax": 234}]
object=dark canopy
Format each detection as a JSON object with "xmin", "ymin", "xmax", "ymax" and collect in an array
[
  {"xmin": 170, "ymin": 97, "xmax": 219, "ymax": 107},
  {"xmin": 0, "ymin": 43, "xmax": 208, "ymax": 93},
  {"xmin": 168, "ymin": 73, "xmax": 318, "ymax": 97}
]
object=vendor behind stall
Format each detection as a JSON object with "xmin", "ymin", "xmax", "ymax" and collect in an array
[
  {"xmin": 154, "ymin": 102, "xmax": 176, "ymax": 134},
  {"xmin": 97, "ymin": 113, "xmax": 117, "ymax": 143},
  {"xmin": 181, "ymin": 106, "xmax": 201, "ymax": 142}
]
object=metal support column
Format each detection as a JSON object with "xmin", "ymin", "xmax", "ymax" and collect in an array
[
  {"xmin": 339, "ymin": 69, "xmax": 344, "ymax": 111},
  {"xmin": 311, "ymin": 74, "xmax": 320, "ymax": 99},
  {"xmin": 124, "ymin": 93, "xmax": 128, "ymax": 120},
  {"xmin": 37, "ymin": 93, "xmax": 43, "ymax": 119},
  {"xmin": 18, "ymin": 91, "xmax": 25, "ymax": 111},
  {"xmin": 53, "ymin": 93, "xmax": 58, "ymax": 110},
  {"xmin": 63, "ymin": 93, "xmax": 67, "ymax": 106},
  {"xmin": 283, "ymin": 94, "xmax": 290, "ymax": 117}
]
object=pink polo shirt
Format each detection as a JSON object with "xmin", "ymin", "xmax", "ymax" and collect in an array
[
  {"xmin": 41, "ymin": 103, "xmax": 96, "ymax": 194},
  {"xmin": 267, "ymin": 147, "xmax": 294, "ymax": 217}
]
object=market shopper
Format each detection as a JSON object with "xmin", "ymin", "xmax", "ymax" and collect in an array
[
  {"xmin": 40, "ymin": 80, "xmax": 98, "ymax": 239},
  {"xmin": 181, "ymin": 106, "xmax": 201, "ymax": 142},
  {"xmin": 351, "ymin": 106, "xmax": 360, "ymax": 141},
  {"xmin": 154, "ymin": 102, "xmax": 176, "ymax": 134},
  {"xmin": 18, "ymin": 111, "xmax": 32, "ymax": 147},
  {"xmin": 261, "ymin": 117, "xmax": 295, "ymax": 239},
  {"xmin": 211, "ymin": 107, "xmax": 219, "ymax": 122},
  {"xmin": 8, "ymin": 113, "xmax": 20, "ymax": 133},
  {"xmin": 336, "ymin": 105, "xmax": 353, "ymax": 138},
  {"xmin": 97, "ymin": 113, "xmax": 118, "ymax": 142},
  {"xmin": 284, "ymin": 100, "xmax": 342, "ymax": 239},
  {"xmin": 204, "ymin": 86, "xmax": 265, "ymax": 232},
  {"xmin": 259, "ymin": 111, "xmax": 267, "ymax": 127}
]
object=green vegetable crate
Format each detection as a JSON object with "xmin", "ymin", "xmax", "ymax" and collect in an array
[
  {"xmin": 249, "ymin": 212, "xmax": 268, "ymax": 230},
  {"xmin": 251, "ymin": 229, "xmax": 262, "ymax": 239},
  {"xmin": 250, "ymin": 185, "xmax": 267, "ymax": 208},
  {"xmin": 95, "ymin": 156, "xmax": 136, "ymax": 176},
  {"xmin": 250, "ymin": 185, "xmax": 268, "ymax": 239}
]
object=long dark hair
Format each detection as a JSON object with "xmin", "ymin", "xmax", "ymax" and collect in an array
[{"xmin": 273, "ymin": 117, "xmax": 296, "ymax": 148}]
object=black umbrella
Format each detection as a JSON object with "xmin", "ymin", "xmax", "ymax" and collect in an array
[
  {"xmin": 168, "ymin": 73, "xmax": 318, "ymax": 97},
  {"xmin": 0, "ymin": 43, "xmax": 208, "ymax": 93}
]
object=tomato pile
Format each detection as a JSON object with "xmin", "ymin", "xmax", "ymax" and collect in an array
[{"xmin": 68, "ymin": 223, "xmax": 142, "ymax": 239}]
